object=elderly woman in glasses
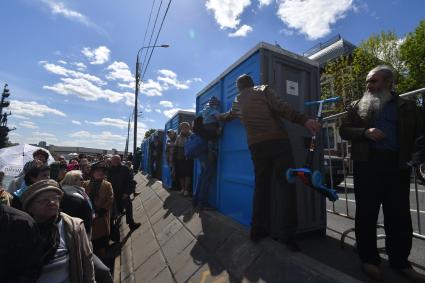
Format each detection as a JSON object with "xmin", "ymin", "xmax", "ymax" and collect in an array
[{"xmin": 21, "ymin": 179, "xmax": 95, "ymax": 283}]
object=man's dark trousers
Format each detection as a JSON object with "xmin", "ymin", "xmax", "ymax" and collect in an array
[
  {"xmin": 249, "ymin": 139, "xmax": 298, "ymax": 240},
  {"xmin": 353, "ymin": 149, "xmax": 412, "ymax": 269},
  {"xmin": 116, "ymin": 194, "xmax": 135, "ymax": 225}
]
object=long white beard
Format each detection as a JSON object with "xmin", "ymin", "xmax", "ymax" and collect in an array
[{"xmin": 357, "ymin": 89, "xmax": 393, "ymax": 118}]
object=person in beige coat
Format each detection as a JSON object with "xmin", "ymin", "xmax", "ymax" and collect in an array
[
  {"xmin": 21, "ymin": 179, "xmax": 95, "ymax": 283},
  {"xmin": 82, "ymin": 161, "xmax": 114, "ymax": 259}
]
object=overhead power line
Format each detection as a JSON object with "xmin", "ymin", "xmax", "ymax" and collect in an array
[
  {"xmin": 141, "ymin": 0, "xmax": 164, "ymax": 75},
  {"xmin": 141, "ymin": 0, "xmax": 172, "ymax": 82},
  {"xmin": 139, "ymin": 0, "xmax": 157, "ymax": 65}
]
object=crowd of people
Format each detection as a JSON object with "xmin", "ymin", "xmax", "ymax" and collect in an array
[
  {"xmin": 0, "ymin": 151, "xmax": 140, "ymax": 283},
  {"xmin": 0, "ymin": 65, "xmax": 424, "ymax": 282}
]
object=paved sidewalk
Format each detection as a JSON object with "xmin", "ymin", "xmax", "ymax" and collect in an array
[{"xmin": 116, "ymin": 173, "xmax": 414, "ymax": 283}]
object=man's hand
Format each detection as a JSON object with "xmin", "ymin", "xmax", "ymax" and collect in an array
[
  {"xmin": 365, "ymin": 128, "xmax": 385, "ymax": 142},
  {"xmin": 304, "ymin": 119, "xmax": 321, "ymax": 135}
]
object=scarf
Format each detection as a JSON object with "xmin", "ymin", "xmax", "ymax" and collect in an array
[{"xmin": 38, "ymin": 215, "xmax": 61, "ymax": 265}]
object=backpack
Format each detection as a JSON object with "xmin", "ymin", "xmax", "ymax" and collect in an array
[{"xmin": 184, "ymin": 134, "xmax": 208, "ymax": 159}]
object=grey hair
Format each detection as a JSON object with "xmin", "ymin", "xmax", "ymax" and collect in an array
[
  {"xmin": 367, "ymin": 65, "xmax": 395, "ymax": 88},
  {"xmin": 61, "ymin": 170, "xmax": 83, "ymax": 186}
]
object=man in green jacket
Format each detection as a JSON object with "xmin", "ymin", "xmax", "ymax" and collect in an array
[
  {"xmin": 340, "ymin": 65, "xmax": 424, "ymax": 282},
  {"xmin": 218, "ymin": 74, "xmax": 320, "ymax": 250}
]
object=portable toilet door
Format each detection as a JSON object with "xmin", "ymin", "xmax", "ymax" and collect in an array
[
  {"xmin": 139, "ymin": 142, "xmax": 145, "ymax": 172},
  {"xmin": 162, "ymin": 119, "xmax": 174, "ymax": 188},
  {"xmin": 194, "ymin": 82, "xmax": 222, "ymax": 208},
  {"xmin": 216, "ymin": 51, "xmax": 261, "ymax": 226},
  {"xmin": 143, "ymin": 137, "xmax": 151, "ymax": 174},
  {"xmin": 151, "ymin": 130, "xmax": 164, "ymax": 179}
]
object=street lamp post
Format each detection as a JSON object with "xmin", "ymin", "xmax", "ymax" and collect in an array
[{"xmin": 133, "ymin": 44, "xmax": 169, "ymax": 162}]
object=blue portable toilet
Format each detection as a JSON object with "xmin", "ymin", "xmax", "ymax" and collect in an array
[
  {"xmin": 141, "ymin": 130, "xmax": 164, "ymax": 176},
  {"xmin": 162, "ymin": 111, "xmax": 195, "ymax": 189},
  {"xmin": 141, "ymin": 137, "xmax": 151, "ymax": 173},
  {"xmin": 195, "ymin": 42, "xmax": 325, "ymax": 234},
  {"xmin": 149, "ymin": 130, "xmax": 165, "ymax": 179},
  {"xmin": 139, "ymin": 141, "xmax": 146, "ymax": 172}
]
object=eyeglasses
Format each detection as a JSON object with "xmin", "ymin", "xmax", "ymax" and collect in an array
[{"xmin": 34, "ymin": 195, "xmax": 61, "ymax": 206}]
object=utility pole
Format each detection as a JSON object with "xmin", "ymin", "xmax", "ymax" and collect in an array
[{"xmin": 133, "ymin": 44, "xmax": 169, "ymax": 162}]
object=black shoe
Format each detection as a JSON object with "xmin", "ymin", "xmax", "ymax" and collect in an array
[
  {"xmin": 129, "ymin": 222, "xmax": 141, "ymax": 231},
  {"xmin": 250, "ymin": 230, "xmax": 268, "ymax": 243},
  {"xmin": 284, "ymin": 238, "xmax": 301, "ymax": 252}
]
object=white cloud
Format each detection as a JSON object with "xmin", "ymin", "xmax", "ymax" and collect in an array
[
  {"xmin": 139, "ymin": 79, "xmax": 163, "ymax": 96},
  {"xmin": 10, "ymin": 100, "xmax": 66, "ymax": 118},
  {"xmin": 12, "ymin": 115, "xmax": 30, "ymax": 120},
  {"xmin": 276, "ymin": 0, "xmax": 353, "ymax": 40},
  {"xmin": 157, "ymin": 69, "xmax": 190, "ymax": 90},
  {"xmin": 43, "ymin": 77, "xmax": 134, "ymax": 105},
  {"xmin": 106, "ymin": 61, "xmax": 134, "ymax": 82},
  {"xmin": 69, "ymin": 130, "xmax": 91, "ymax": 138},
  {"xmin": 41, "ymin": 0, "xmax": 91, "ymax": 26},
  {"xmin": 258, "ymin": 0, "xmax": 272, "ymax": 7},
  {"xmin": 154, "ymin": 109, "xmax": 162, "ymax": 114},
  {"xmin": 159, "ymin": 101, "xmax": 173, "ymax": 108},
  {"xmin": 205, "ymin": 0, "xmax": 252, "ymax": 29},
  {"xmin": 86, "ymin": 117, "xmax": 129, "ymax": 129},
  {"xmin": 82, "ymin": 46, "xmax": 111, "ymax": 65},
  {"xmin": 71, "ymin": 120, "xmax": 81, "ymax": 125},
  {"xmin": 163, "ymin": 108, "xmax": 195, "ymax": 119},
  {"xmin": 192, "ymin": 78, "xmax": 204, "ymax": 83},
  {"xmin": 67, "ymin": 127, "xmax": 148, "ymax": 149},
  {"xmin": 86, "ymin": 117, "xmax": 147, "ymax": 132},
  {"xmin": 31, "ymin": 131, "xmax": 58, "ymax": 143},
  {"xmin": 72, "ymin": 62, "xmax": 87, "ymax": 71},
  {"xmin": 228, "ymin": 24, "xmax": 253, "ymax": 37},
  {"xmin": 280, "ymin": 28, "xmax": 294, "ymax": 36},
  {"xmin": 41, "ymin": 62, "xmax": 105, "ymax": 85},
  {"xmin": 19, "ymin": 121, "xmax": 38, "ymax": 129},
  {"xmin": 119, "ymin": 69, "xmax": 202, "ymax": 97},
  {"xmin": 58, "ymin": 60, "xmax": 67, "ymax": 65}
]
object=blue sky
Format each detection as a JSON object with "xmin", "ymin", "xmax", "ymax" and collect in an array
[{"xmin": 0, "ymin": 0, "xmax": 424, "ymax": 151}]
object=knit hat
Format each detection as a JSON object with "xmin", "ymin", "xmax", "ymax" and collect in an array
[
  {"xmin": 21, "ymin": 179, "xmax": 63, "ymax": 210},
  {"xmin": 208, "ymin": 96, "xmax": 220, "ymax": 107}
]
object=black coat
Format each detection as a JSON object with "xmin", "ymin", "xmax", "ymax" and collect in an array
[
  {"xmin": 107, "ymin": 165, "xmax": 133, "ymax": 196},
  {"xmin": 60, "ymin": 185, "xmax": 94, "ymax": 235},
  {"xmin": 0, "ymin": 204, "xmax": 43, "ymax": 283}
]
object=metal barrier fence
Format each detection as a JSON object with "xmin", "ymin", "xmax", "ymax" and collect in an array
[{"xmin": 322, "ymin": 87, "xmax": 425, "ymax": 242}]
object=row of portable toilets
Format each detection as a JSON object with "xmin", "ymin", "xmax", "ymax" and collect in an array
[{"xmin": 140, "ymin": 42, "xmax": 327, "ymax": 234}]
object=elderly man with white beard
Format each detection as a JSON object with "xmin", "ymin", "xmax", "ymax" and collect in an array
[{"xmin": 340, "ymin": 65, "xmax": 424, "ymax": 282}]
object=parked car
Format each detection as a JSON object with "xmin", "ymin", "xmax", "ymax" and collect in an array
[{"xmin": 323, "ymin": 155, "xmax": 347, "ymax": 188}]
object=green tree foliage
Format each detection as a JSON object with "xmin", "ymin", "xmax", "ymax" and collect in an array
[
  {"xmin": 144, "ymin": 129, "xmax": 156, "ymax": 139},
  {"xmin": 399, "ymin": 20, "xmax": 425, "ymax": 93},
  {"xmin": 321, "ymin": 27, "xmax": 425, "ymax": 108}
]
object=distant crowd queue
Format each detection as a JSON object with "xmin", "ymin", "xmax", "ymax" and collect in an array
[{"xmin": 0, "ymin": 150, "xmax": 140, "ymax": 283}]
